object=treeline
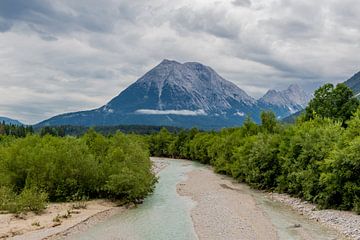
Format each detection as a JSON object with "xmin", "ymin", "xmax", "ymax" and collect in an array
[
  {"xmin": 36, "ymin": 125, "xmax": 182, "ymax": 137},
  {"xmin": 0, "ymin": 122, "xmax": 33, "ymax": 137},
  {"xmin": 148, "ymin": 83, "xmax": 360, "ymax": 213},
  {"xmin": 0, "ymin": 130, "xmax": 156, "ymax": 213}
]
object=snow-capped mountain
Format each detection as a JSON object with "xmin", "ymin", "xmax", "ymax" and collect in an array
[
  {"xmin": 259, "ymin": 84, "xmax": 312, "ymax": 118},
  {"xmin": 37, "ymin": 60, "xmax": 309, "ymax": 129}
]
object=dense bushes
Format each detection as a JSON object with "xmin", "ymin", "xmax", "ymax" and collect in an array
[
  {"xmin": 148, "ymin": 109, "xmax": 360, "ymax": 213},
  {"xmin": 0, "ymin": 187, "xmax": 47, "ymax": 213},
  {"xmin": 147, "ymin": 84, "xmax": 360, "ymax": 212},
  {"xmin": 0, "ymin": 130, "xmax": 156, "ymax": 213}
]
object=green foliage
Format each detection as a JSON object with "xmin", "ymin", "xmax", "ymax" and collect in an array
[
  {"xmin": 36, "ymin": 125, "xmax": 182, "ymax": 137},
  {"xmin": 305, "ymin": 83, "xmax": 359, "ymax": 124},
  {"xmin": 232, "ymin": 133, "xmax": 281, "ymax": 189},
  {"xmin": 40, "ymin": 126, "xmax": 65, "ymax": 137},
  {"xmin": 148, "ymin": 128, "xmax": 174, "ymax": 157},
  {"xmin": 16, "ymin": 188, "xmax": 48, "ymax": 214},
  {"xmin": 149, "ymin": 104, "xmax": 360, "ymax": 213},
  {"xmin": 0, "ymin": 130, "xmax": 156, "ymax": 212},
  {"xmin": 260, "ymin": 111, "xmax": 279, "ymax": 133},
  {"xmin": 0, "ymin": 186, "xmax": 16, "ymax": 212},
  {"xmin": 318, "ymin": 111, "xmax": 360, "ymax": 210},
  {"xmin": 0, "ymin": 122, "xmax": 33, "ymax": 137},
  {"xmin": 0, "ymin": 187, "xmax": 47, "ymax": 214},
  {"xmin": 276, "ymin": 118, "xmax": 343, "ymax": 201}
]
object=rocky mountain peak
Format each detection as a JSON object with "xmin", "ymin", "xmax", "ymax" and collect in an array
[
  {"xmin": 37, "ymin": 60, "xmax": 313, "ymax": 129},
  {"xmin": 106, "ymin": 60, "xmax": 256, "ymax": 115},
  {"xmin": 261, "ymin": 84, "xmax": 310, "ymax": 108}
]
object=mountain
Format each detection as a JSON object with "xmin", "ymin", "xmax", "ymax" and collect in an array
[
  {"xmin": 344, "ymin": 71, "xmax": 360, "ymax": 98},
  {"xmin": 258, "ymin": 84, "xmax": 312, "ymax": 119},
  {"xmin": 283, "ymin": 70, "xmax": 360, "ymax": 123},
  {"xmin": 37, "ymin": 60, "xmax": 310, "ymax": 129},
  {"xmin": 105, "ymin": 60, "xmax": 257, "ymax": 116},
  {"xmin": 38, "ymin": 60, "xmax": 263, "ymax": 129},
  {"xmin": 0, "ymin": 116, "xmax": 23, "ymax": 125}
]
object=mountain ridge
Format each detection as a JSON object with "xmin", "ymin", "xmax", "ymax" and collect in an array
[
  {"xmin": 37, "ymin": 60, "xmax": 310, "ymax": 129},
  {"xmin": 344, "ymin": 71, "xmax": 360, "ymax": 98},
  {"xmin": 283, "ymin": 70, "xmax": 360, "ymax": 123},
  {"xmin": 0, "ymin": 116, "xmax": 23, "ymax": 125},
  {"xmin": 258, "ymin": 84, "xmax": 312, "ymax": 118}
]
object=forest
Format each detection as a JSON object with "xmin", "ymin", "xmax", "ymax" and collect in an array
[
  {"xmin": 35, "ymin": 125, "xmax": 182, "ymax": 137},
  {"xmin": 148, "ymin": 83, "xmax": 360, "ymax": 213}
]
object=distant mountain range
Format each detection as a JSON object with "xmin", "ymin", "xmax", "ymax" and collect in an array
[
  {"xmin": 37, "ymin": 60, "xmax": 311, "ymax": 129},
  {"xmin": 0, "ymin": 116, "xmax": 22, "ymax": 125},
  {"xmin": 283, "ymin": 70, "xmax": 360, "ymax": 123},
  {"xmin": 258, "ymin": 84, "xmax": 311, "ymax": 119},
  {"xmin": 344, "ymin": 71, "xmax": 360, "ymax": 98}
]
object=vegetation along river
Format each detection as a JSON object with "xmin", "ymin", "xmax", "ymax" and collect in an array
[{"xmin": 68, "ymin": 158, "xmax": 343, "ymax": 240}]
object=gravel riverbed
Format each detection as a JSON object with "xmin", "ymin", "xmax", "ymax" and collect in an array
[{"xmin": 269, "ymin": 193, "xmax": 360, "ymax": 240}]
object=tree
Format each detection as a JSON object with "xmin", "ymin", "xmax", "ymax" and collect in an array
[
  {"xmin": 305, "ymin": 83, "xmax": 359, "ymax": 124},
  {"xmin": 260, "ymin": 111, "xmax": 278, "ymax": 133},
  {"xmin": 242, "ymin": 116, "xmax": 259, "ymax": 136},
  {"xmin": 0, "ymin": 124, "xmax": 5, "ymax": 135}
]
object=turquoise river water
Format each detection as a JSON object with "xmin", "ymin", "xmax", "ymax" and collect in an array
[{"xmin": 68, "ymin": 158, "xmax": 342, "ymax": 240}]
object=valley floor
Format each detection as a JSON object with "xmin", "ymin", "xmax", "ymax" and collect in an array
[{"xmin": 1, "ymin": 158, "xmax": 359, "ymax": 240}]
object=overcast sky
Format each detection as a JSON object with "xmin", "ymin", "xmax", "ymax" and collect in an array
[{"xmin": 0, "ymin": 0, "xmax": 359, "ymax": 124}]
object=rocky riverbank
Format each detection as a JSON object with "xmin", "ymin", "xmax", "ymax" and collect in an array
[
  {"xmin": 151, "ymin": 157, "xmax": 170, "ymax": 175},
  {"xmin": 177, "ymin": 164, "xmax": 350, "ymax": 240},
  {"xmin": 269, "ymin": 193, "xmax": 360, "ymax": 240},
  {"xmin": 177, "ymin": 167, "xmax": 278, "ymax": 240}
]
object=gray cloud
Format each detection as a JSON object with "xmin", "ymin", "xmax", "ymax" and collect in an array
[
  {"xmin": 171, "ymin": 6, "xmax": 241, "ymax": 39},
  {"xmin": 0, "ymin": 0, "xmax": 359, "ymax": 124},
  {"xmin": 232, "ymin": 0, "xmax": 252, "ymax": 7}
]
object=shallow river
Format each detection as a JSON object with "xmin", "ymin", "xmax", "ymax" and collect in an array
[{"xmin": 68, "ymin": 158, "xmax": 341, "ymax": 240}]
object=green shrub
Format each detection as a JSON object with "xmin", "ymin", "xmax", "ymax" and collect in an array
[
  {"xmin": 231, "ymin": 134, "xmax": 281, "ymax": 189},
  {"xmin": 0, "ymin": 187, "xmax": 47, "ymax": 214},
  {"xmin": 276, "ymin": 118, "xmax": 342, "ymax": 201},
  {"xmin": 0, "ymin": 186, "xmax": 16, "ymax": 212},
  {"xmin": 147, "ymin": 107, "xmax": 360, "ymax": 213},
  {"xmin": 0, "ymin": 131, "xmax": 156, "ymax": 205},
  {"xmin": 16, "ymin": 188, "xmax": 48, "ymax": 214},
  {"xmin": 319, "ymin": 136, "xmax": 360, "ymax": 210}
]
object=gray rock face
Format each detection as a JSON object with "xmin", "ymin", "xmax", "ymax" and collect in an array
[
  {"xmin": 259, "ymin": 84, "xmax": 311, "ymax": 118},
  {"xmin": 103, "ymin": 59, "xmax": 256, "ymax": 115},
  {"xmin": 344, "ymin": 71, "xmax": 360, "ymax": 98}
]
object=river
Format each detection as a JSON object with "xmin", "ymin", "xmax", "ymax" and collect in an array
[{"xmin": 68, "ymin": 158, "xmax": 342, "ymax": 240}]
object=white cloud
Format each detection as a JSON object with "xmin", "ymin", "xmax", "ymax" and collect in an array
[
  {"xmin": 135, "ymin": 109, "xmax": 207, "ymax": 116},
  {"xmin": 234, "ymin": 111, "xmax": 245, "ymax": 117}
]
